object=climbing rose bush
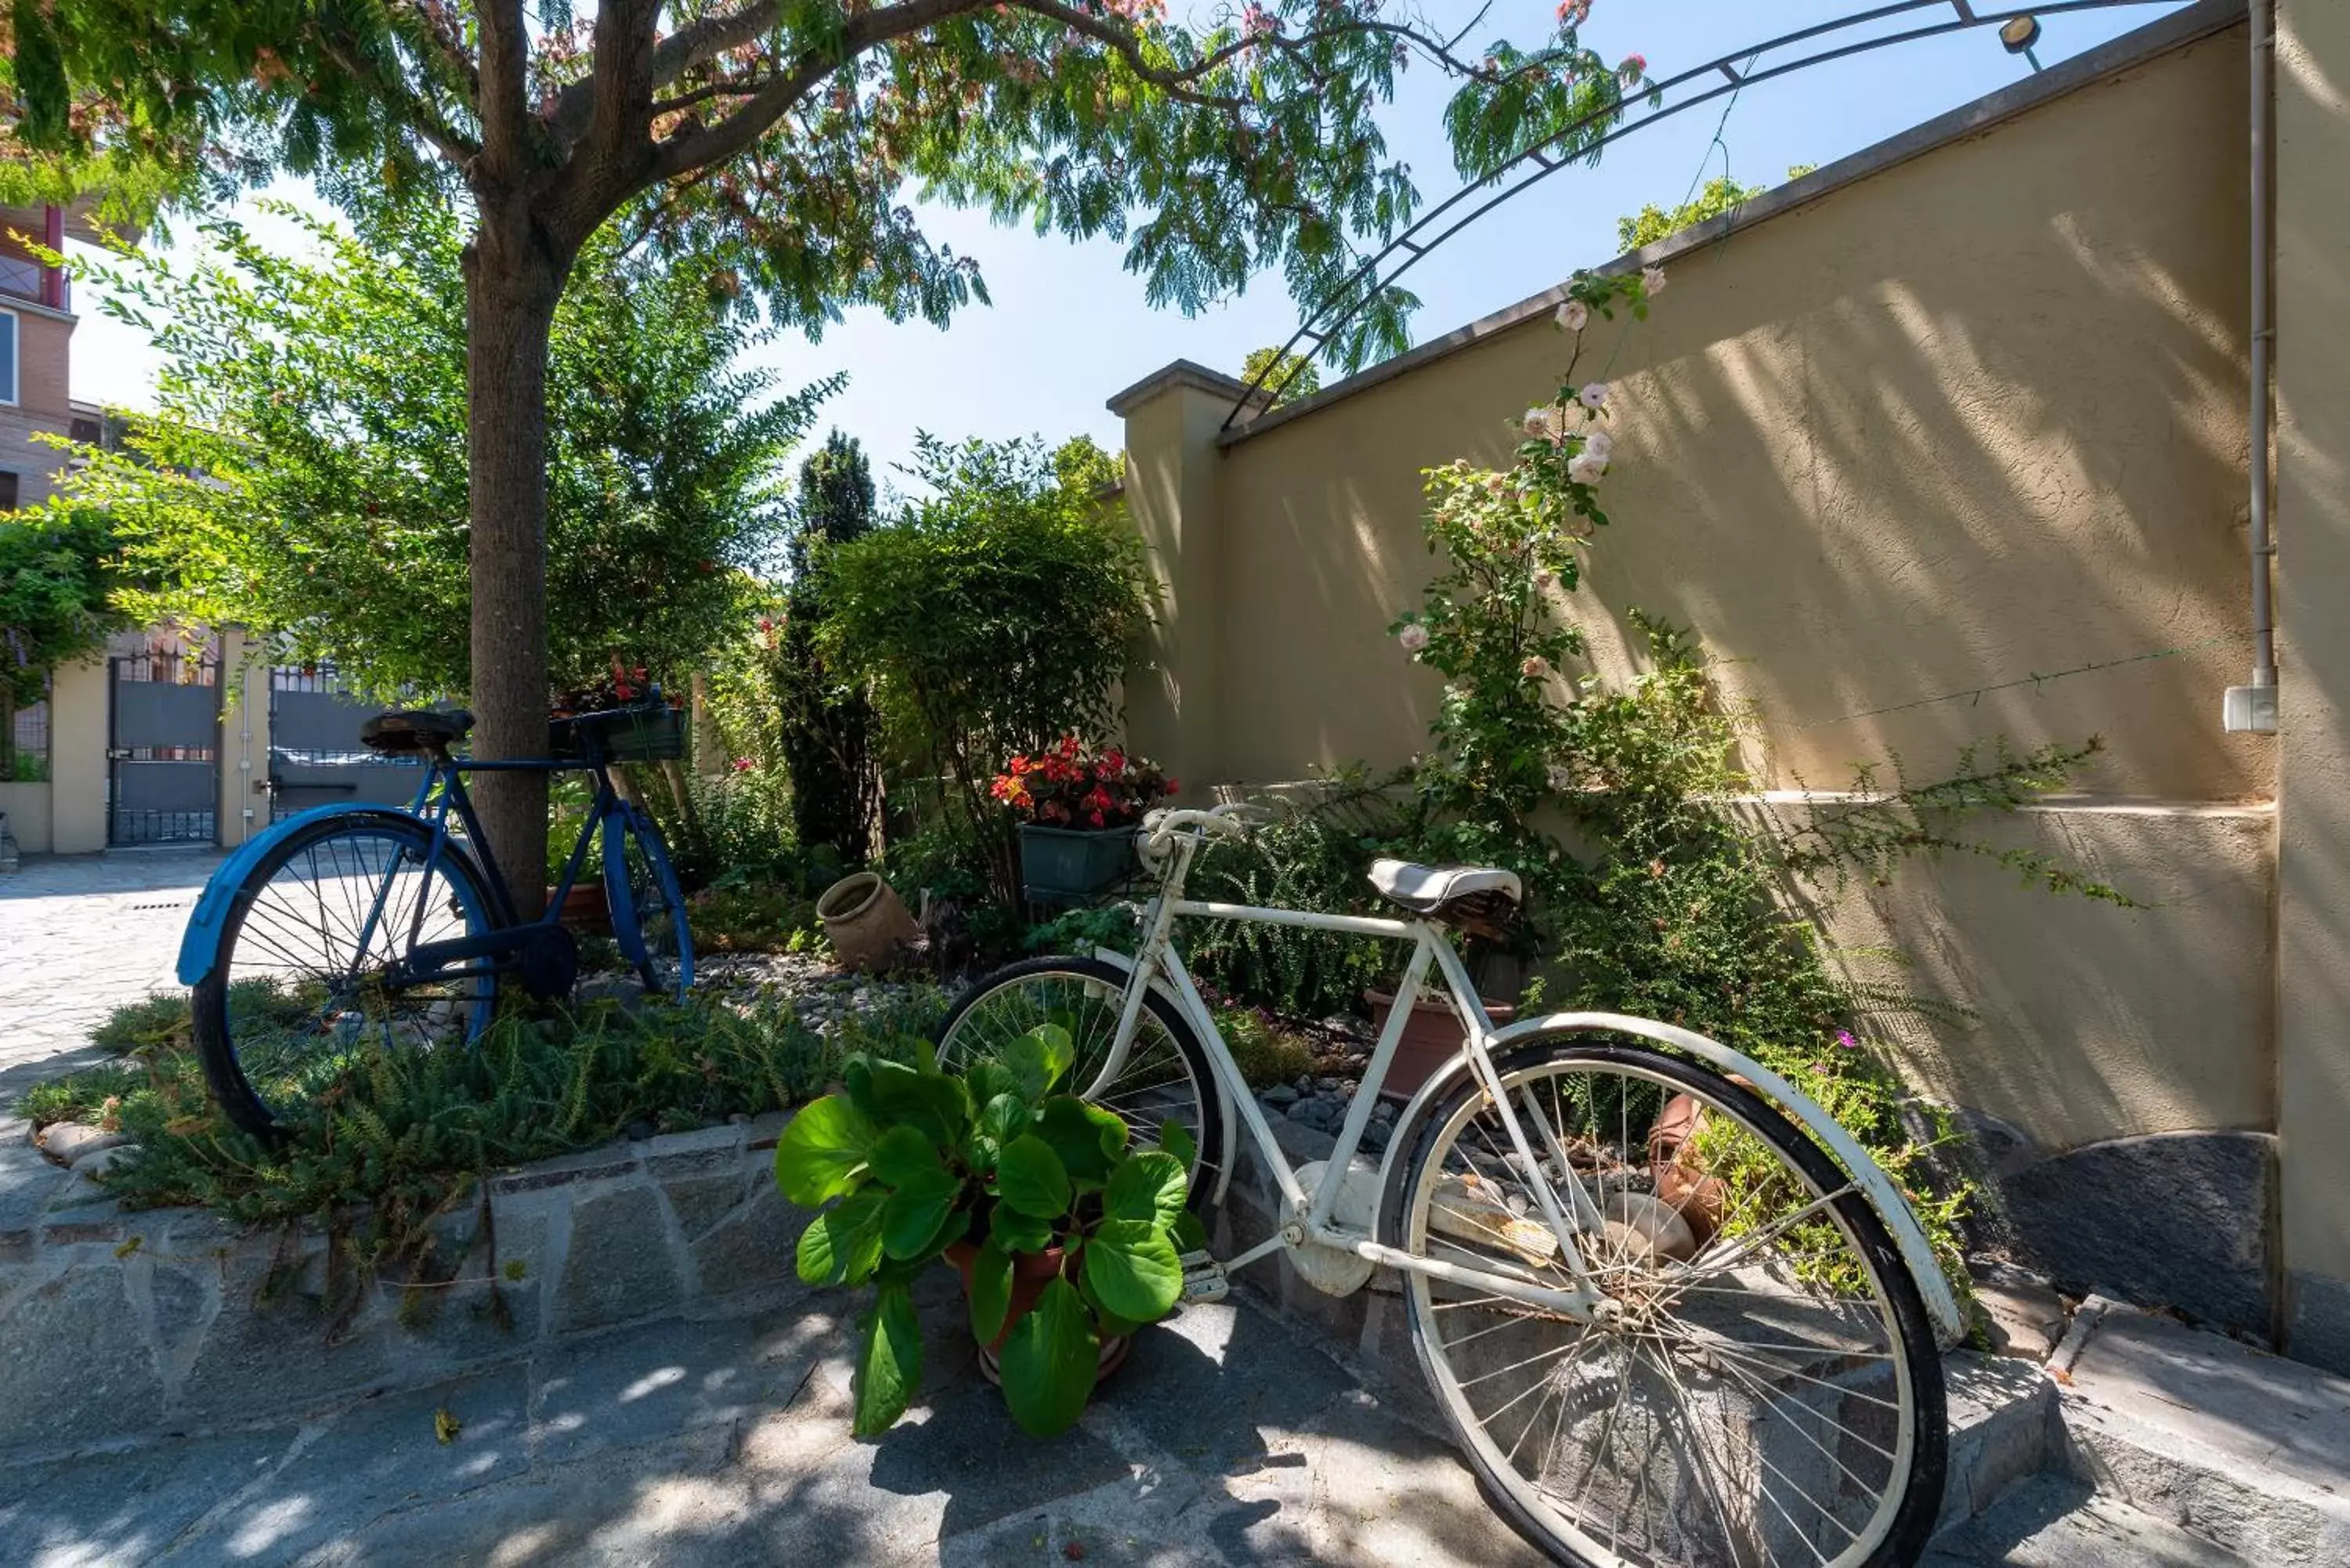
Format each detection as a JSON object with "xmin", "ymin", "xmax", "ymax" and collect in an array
[{"xmin": 1389, "ymin": 266, "xmax": 1659, "ymax": 823}]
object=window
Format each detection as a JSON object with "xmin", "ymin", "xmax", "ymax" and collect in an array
[
  {"xmin": 0, "ymin": 472, "xmax": 17, "ymax": 511},
  {"xmin": 0, "ymin": 309, "xmax": 16, "ymax": 405}
]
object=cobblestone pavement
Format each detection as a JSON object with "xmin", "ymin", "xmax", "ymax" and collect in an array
[
  {"xmin": 0, "ymin": 851, "xmax": 224, "ymax": 1097},
  {"xmin": 0, "ymin": 1275, "xmax": 1554, "ymax": 1568}
]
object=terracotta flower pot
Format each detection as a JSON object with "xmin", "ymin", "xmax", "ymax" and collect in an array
[
  {"xmin": 549, "ymin": 881, "xmax": 609, "ymax": 935},
  {"xmin": 1647, "ymin": 1092, "xmax": 1730, "ymax": 1246},
  {"xmin": 945, "ymin": 1239, "xmax": 1133, "ymax": 1385},
  {"xmin": 1365, "ymin": 988, "xmax": 1518, "ymax": 1102},
  {"xmin": 815, "ymin": 872, "xmax": 922, "ymax": 973}
]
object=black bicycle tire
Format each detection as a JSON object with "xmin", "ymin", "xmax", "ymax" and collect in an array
[
  {"xmin": 938, "ymin": 953, "xmax": 1227, "ymax": 1215},
  {"xmin": 1381, "ymin": 1037, "xmax": 1948, "ymax": 1568},
  {"xmin": 192, "ymin": 812, "xmax": 501, "ymax": 1141}
]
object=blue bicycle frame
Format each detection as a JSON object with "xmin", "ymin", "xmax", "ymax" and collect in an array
[{"xmin": 178, "ymin": 748, "xmax": 690, "ymax": 996}]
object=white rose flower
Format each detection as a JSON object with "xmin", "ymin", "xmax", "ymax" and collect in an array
[
  {"xmin": 1397, "ymin": 623, "xmax": 1430, "ymax": 654},
  {"xmin": 1568, "ymin": 451, "xmax": 1609, "ymax": 484},
  {"xmin": 1642, "ymin": 265, "xmax": 1668, "ymax": 296},
  {"xmin": 1578, "ymin": 381, "xmax": 1610, "ymax": 410},
  {"xmin": 1555, "ymin": 298, "xmax": 1589, "ymax": 332},
  {"xmin": 1581, "ymin": 427, "xmax": 1614, "ymax": 460}
]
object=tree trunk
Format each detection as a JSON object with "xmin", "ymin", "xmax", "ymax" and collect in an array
[{"xmin": 465, "ymin": 198, "xmax": 571, "ymax": 918}]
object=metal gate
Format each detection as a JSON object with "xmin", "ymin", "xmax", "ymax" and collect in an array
[
  {"xmin": 269, "ymin": 664, "xmax": 427, "ymax": 821},
  {"xmin": 107, "ymin": 649, "xmax": 221, "ymax": 845}
]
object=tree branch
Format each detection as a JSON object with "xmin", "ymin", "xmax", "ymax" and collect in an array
[
  {"xmin": 645, "ymin": 0, "xmax": 989, "ymax": 183},
  {"xmin": 309, "ymin": 31, "xmax": 479, "ymax": 166},
  {"xmin": 550, "ymin": 0, "xmax": 784, "ymax": 147},
  {"xmin": 475, "ymin": 0, "xmax": 537, "ymax": 179}
]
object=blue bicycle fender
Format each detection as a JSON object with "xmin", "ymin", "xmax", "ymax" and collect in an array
[{"xmin": 176, "ymin": 805, "xmax": 431, "ymax": 988}]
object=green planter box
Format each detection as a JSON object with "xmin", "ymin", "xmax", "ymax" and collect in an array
[{"xmin": 1018, "ymin": 824, "xmax": 1137, "ymax": 899}]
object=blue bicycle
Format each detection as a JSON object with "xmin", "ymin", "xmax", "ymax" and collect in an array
[{"xmin": 176, "ymin": 703, "xmax": 694, "ymax": 1139}]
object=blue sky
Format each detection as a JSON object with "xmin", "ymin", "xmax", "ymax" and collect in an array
[{"xmin": 66, "ymin": 1, "xmax": 2190, "ymax": 496}]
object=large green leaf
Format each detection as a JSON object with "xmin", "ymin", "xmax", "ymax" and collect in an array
[
  {"xmin": 851, "ymin": 1281, "xmax": 924, "ymax": 1437},
  {"xmin": 996, "ymin": 1134, "xmax": 1072, "ymax": 1219},
  {"xmin": 1158, "ymin": 1118, "xmax": 1198, "ymax": 1171},
  {"xmin": 1036, "ymin": 1097, "xmax": 1126, "ymax": 1186},
  {"xmin": 998, "ymin": 1275, "xmax": 1097, "ymax": 1437},
  {"xmin": 1001, "ymin": 1024, "xmax": 1074, "ymax": 1102},
  {"xmin": 774, "ymin": 1096, "xmax": 880, "ymax": 1208},
  {"xmin": 978, "ymin": 1091, "xmax": 1032, "ymax": 1151},
  {"xmin": 796, "ymin": 1189, "xmax": 886, "ymax": 1285},
  {"xmin": 880, "ymin": 1166, "xmax": 964, "ymax": 1261},
  {"xmin": 966, "ymin": 1241, "xmax": 1014, "ymax": 1343},
  {"xmin": 964, "ymin": 1060, "xmax": 1019, "ymax": 1111},
  {"xmin": 1104, "ymin": 1151, "xmax": 1189, "ymax": 1228},
  {"xmin": 1084, "ymin": 1219, "xmax": 1184, "ymax": 1323},
  {"xmin": 992, "ymin": 1202, "xmax": 1058, "ymax": 1255},
  {"xmin": 866, "ymin": 1123, "xmax": 943, "ymax": 1187},
  {"xmin": 869, "ymin": 1057, "xmax": 972, "ymax": 1147},
  {"xmin": 1171, "ymin": 1209, "xmax": 1209, "ymax": 1255}
]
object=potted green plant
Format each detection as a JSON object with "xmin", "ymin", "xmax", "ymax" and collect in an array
[
  {"xmin": 773, "ymin": 1024, "xmax": 1204, "ymax": 1436},
  {"xmin": 992, "ymin": 737, "xmax": 1177, "ymax": 899}
]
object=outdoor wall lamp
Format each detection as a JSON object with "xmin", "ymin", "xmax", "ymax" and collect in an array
[{"xmin": 2000, "ymin": 16, "xmax": 2046, "ymax": 71}]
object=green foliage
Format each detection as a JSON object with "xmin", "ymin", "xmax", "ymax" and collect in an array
[
  {"xmin": 1614, "ymin": 167, "xmax": 1814, "ymax": 253},
  {"xmin": 775, "ymin": 1027, "xmax": 1191, "ymax": 1437},
  {"xmin": 17, "ymin": 4, "xmax": 1632, "ymax": 378},
  {"xmin": 0, "ymin": 506, "xmax": 125, "ymax": 715},
  {"xmin": 1240, "ymin": 345, "xmax": 1321, "ymax": 406},
  {"xmin": 1023, "ymin": 902, "xmax": 1141, "ymax": 958},
  {"xmin": 778, "ymin": 432, "xmax": 883, "ymax": 863},
  {"xmin": 1213, "ymin": 1006, "xmax": 1319, "ymax": 1091},
  {"xmin": 1183, "ymin": 771, "xmax": 1412, "ymax": 1021},
  {"xmin": 16, "ymin": 985, "xmax": 950, "ymax": 1328},
  {"xmin": 52, "ymin": 198, "xmax": 830, "ymax": 700},
  {"xmin": 820, "ymin": 435, "xmax": 1154, "ymax": 901}
]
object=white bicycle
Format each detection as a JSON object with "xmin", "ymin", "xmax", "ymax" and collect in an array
[{"xmin": 938, "ymin": 806, "xmax": 1958, "ymax": 1568}]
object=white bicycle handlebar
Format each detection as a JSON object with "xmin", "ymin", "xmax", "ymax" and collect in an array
[{"xmin": 1140, "ymin": 804, "xmax": 1251, "ymax": 862}]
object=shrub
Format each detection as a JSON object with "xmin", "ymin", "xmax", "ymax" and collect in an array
[
  {"xmin": 819, "ymin": 434, "xmax": 1152, "ymax": 902},
  {"xmin": 776, "ymin": 432, "xmax": 883, "ymax": 863}
]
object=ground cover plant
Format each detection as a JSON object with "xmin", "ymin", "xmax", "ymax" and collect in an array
[{"xmin": 16, "ymin": 984, "xmax": 947, "ymax": 1331}]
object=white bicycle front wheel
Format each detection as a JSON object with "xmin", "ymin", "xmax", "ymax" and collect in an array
[
  {"xmin": 935, "ymin": 954, "xmax": 1224, "ymax": 1207},
  {"xmin": 1384, "ymin": 1039, "xmax": 1946, "ymax": 1568}
]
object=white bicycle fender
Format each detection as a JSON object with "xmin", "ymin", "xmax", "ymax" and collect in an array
[
  {"xmin": 1075, "ymin": 947, "xmax": 1241, "ymax": 1209},
  {"xmin": 1397, "ymin": 1011, "xmax": 1966, "ymax": 1348}
]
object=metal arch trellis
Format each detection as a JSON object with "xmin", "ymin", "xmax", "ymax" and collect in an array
[{"xmin": 1226, "ymin": 0, "xmax": 2186, "ymax": 430}]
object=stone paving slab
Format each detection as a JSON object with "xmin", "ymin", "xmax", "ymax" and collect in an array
[
  {"xmin": 0, "ymin": 1278, "xmax": 1547, "ymax": 1568},
  {"xmin": 2054, "ymin": 1303, "xmax": 2350, "ymax": 1562},
  {"xmin": 0, "ymin": 849, "xmax": 223, "ymax": 1098},
  {"xmin": 1926, "ymin": 1475, "xmax": 2255, "ymax": 1567}
]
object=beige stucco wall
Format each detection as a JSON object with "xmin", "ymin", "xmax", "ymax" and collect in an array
[
  {"xmin": 2274, "ymin": 0, "xmax": 2350, "ymax": 1356},
  {"xmin": 0, "ymin": 779, "xmax": 50, "ymax": 855},
  {"xmin": 46, "ymin": 656, "xmax": 107, "ymax": 854},
  {"xmin": 1119, "ymin": 22, "xmax": 2274, "ymax": 1169}
]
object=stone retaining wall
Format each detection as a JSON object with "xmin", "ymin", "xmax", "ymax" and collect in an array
[{"xmin": 0, "ymin": 1113, "xmax": 808, "ymax": 1461}]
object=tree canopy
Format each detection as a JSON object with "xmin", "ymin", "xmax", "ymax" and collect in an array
[
  {"xmin": 49, "ymin": 197, "xmax": 830, "ymax": 699},
  {"xmin": 0, "ymin": 508, "xmax": 122, "ymax": 721},
  {"xmin": 9, "ymin": 1, "xmax": 1642, "ymax": 904},
  {"xmin": 1616, "ymin": 166, "xmax": 1816, "ymax": 253}
]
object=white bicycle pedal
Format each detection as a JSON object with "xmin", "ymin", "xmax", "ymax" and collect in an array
[{"xmin": 1178, "ymin": 1249, "xmax": 1229, "ymax": 1303}]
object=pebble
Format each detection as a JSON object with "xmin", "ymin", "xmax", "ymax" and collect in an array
[
  {"xmin": 1262, "ymin": 1085, "xmax": 1300, "ymax": 1107},
  {"xmin": 1361, "ymin": 1121, "xmax": 1392, "ymax": 1152}
]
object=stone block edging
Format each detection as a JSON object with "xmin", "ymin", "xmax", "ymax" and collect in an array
[{"xmin": 0, "ymin": 1111, "xmax": 806, "ymax": 1461}]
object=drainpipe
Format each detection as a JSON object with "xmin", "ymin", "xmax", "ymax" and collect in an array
[{"xmin": 2225, "ymin": 0, "xmax": 2280, "ymax": 733}]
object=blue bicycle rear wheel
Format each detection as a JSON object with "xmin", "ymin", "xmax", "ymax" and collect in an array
[
  {"xmin": 192, "ymin": 811, "xmax": 500, "ymax": 1139},
  {"xmin": 602, "ymin": 801, "xmax": 692, "ymax": 1001}
]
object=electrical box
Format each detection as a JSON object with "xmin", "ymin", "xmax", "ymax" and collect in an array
[{"xmin": 2224, "ymin": 685, "xmax": 2280, "ymax": 733}]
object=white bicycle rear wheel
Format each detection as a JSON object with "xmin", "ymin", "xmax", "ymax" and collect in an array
[{"xmin": 1385, "ymin": 1039, "xmax": 1946, "ymax": 1568}]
